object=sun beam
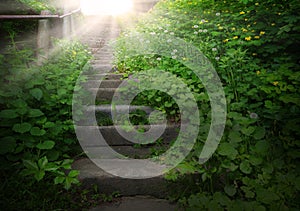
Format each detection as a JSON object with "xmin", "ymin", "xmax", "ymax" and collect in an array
[{"xmin": 80, "ymin": 0, "xmax": 134, "ymax": 16}]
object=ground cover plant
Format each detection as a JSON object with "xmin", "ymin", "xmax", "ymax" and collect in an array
[
  {"xmin": 114, "ymin": 0, "xmax": 300, "ymax": 209},
  {"xmin": 0, "ymin": 28, "xmax": 93, "ymax": 208}
]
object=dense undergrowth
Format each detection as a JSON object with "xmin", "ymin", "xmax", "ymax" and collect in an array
[
  {"xmin": 114, "ymin": 0, "xmax": 300, "ymax": 210},
  {"xmin": 0, "ymin": 30, "xmax": 92, "ymax": 208}
]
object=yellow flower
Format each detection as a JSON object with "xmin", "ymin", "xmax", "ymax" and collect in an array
[
  {"xmin": 273, "ymin": 81, "xmax": 279, "ymax": 86},
  {"xmin": 255, "ymin": 2, "xmax": 259, "ymax": 5},
  {"xmin": 245, "ymin": 18, "xmax": 248, "ymax": 21},
  {"xmin": 256, "ymin": 70, "xmax": 261, "ymax": 75},
  {"xmin": 233, "ymin": 36, "xmax": 239, "ymax": 39},
  {"xmin": 254, "ymin": 36, "xmax": 260, "ymax": 39},
  {"xmin": 271, "ymin": 23, "xmax": 276, "ymax": 26},
  {"xmin": 218, "ymin": 26, "xmax": 224, "ymax": 30},
  {"xmin": 245, "ymin": 36, "xmax": 252, "ymax": 41},
  {"xmin": 253, "ymin": 22, "xmax": 257, "ymax": 25},
  {"xmin": 253, "ymin": 53, "xmax": 257, "ymax": 56},
  {"xmin": 242, "ymin": 28, "xmax": 248, "ymax": 32},
  {"xmin": 278, "ymin": 13, "xmax": 281, "ymax": 15},
  {"xmin": 240, "ymin": 11, "xmax": 245, "ymax": 15},
  {"xmin": 231, "ymin": 27, "xmax": 236, "ymax": 31},
  {"xmin": 72, "ymin": 51, "xmax": 77, "ymax": 56},
  {"xmin": 223, "ymin": 39, "xmax": 229, "ymax": 43},
  {"xmin": 260, "ymin": 31, "xmax": 265, "ymax": 35}
]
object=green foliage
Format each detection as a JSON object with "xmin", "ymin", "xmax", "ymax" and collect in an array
[
  {"xmin": 0, "ymin": 36, "xmax": 91, "ymax": 198},
  {"xmin": 115, "ymin": 0, "xmax": 300, "ymax": 210},
  {"xmin": 18, "ymin": 0, "xmax": 56, "ymax": 13}
]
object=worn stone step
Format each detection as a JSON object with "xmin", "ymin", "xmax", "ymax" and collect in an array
[
  {"xmin": 85, "ymin": 73, "xmax": 123, "ymax": 80},
  {"xmin": 72, "ymin": 158, "xmax": 172, "ymax": 198},
  {"xmin": 90, "ymin": 88, "xmax": 116, "ymax": 101},
  {"xmin": 75, "ymin": 125, "xmax": 179, "ymax": 146},
  {"xmin": 88, "ymin": 105, "xmax": 154, "ymax": 115},
  {"xmin": 83, "ymin": 80, "xmax": 122, "ymax": 89}
]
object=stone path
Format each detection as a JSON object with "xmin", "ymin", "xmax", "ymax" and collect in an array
[{"xmin": 72, "ymin": 2, "xmax": 182, "ymax": 210}]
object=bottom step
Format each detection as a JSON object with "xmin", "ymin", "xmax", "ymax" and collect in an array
[{"xmin": 72, "ymin": 158, "xmax": 171, "ymax": 198}]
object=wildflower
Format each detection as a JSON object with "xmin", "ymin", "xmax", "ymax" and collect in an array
[
  {"xmin": 198, "ymin": 29, "xmax": 203, "ymax": 33},
  {"xmin": 215, "ymin": 57, "xmax": 220, "ymax": 60},
  {"xmin": 273, "ymin": 81, "xmax": 279, "ymax": 86},
  {"xmin": 72, "ymin": 51, "xmax": 77, "ymax": 56},
  {"xmin": 164, "ymin": 30, "xmax": 168, "ymax": 33},
  {"xmin": 157, "ymin": 57, "xmax": 162, "ymax": 61},
  {"xmin": 254, "ymin": 36, "xmax": 260, "ymax": 39},
  {"xmin": 150, "ymin": 32, "xmax": 156, "ymax": 35},
  {"xmin": 194, "ymin": 31, "xmax": 198, "ymax": 35},
  {"xmin": 260, "ymin": 31, "xmax": 265, "ymax": 35},
  {"xmin": 200, "ymin": 19, "xmax": 206, "ymax": 24},
  {"xmin": 233, "ymin": 36, "xmax": 239, "ymax": 39},
  {"xmin": 172, "ymin": 55, "xmax": 177, "ymax": 59},
  {"xmin": 218, "ymin": 26, "xmax": 224, "ymax": 30},
  {"xmin": 245, "ymin": 18, "xmax": 248, "ymax": 21},
  {"xmin": 146, "ymin": 40, "xmax": 150, "ymax": 43},
  {"xmin": 170, "ymin": 32, "xmax": 174, "ymax": 35},
  {"xmin": 173, "ymin": 49, "xmax": 178, "ymax": 53},
  {"xmin": 256, "ymin": 70, "xmax": 261, "ymax": 75},
  {"xmin": 193, "ymin": 25, "xmax": 199, "ymax": 28},
  {"xmin": 223, "ymin": 39, "xmax": 229, "ymax": 43},
  {"xmin": 240, "ymin": 11, "xmax": 245, "ymax": 15},
  {"xmin": 231, "ymin": 27, "xmax": 236, "ymax": 31},
  {"xmin": 253, "ymin": 53, "xmax": 257, "ymax": 56},
  {"xmin": 216, "ymin": 12, "xmax": 221, "ymax": 16},
  {"xmin": 242, "ymin": 28, "xmax": 248, "ymax": 32},
  {"xmin": 203, "ymin": 29, "xmax": 208, "ymax": 33},
  {"xmin": 250, "ymin": 113, "xmax": 258, "ymax": 119},
  {"xmin": 253, "ymin": 22, "xmax": 257, "ymax": 25},
  {"xmin": 278, "ymin": 12, "xmax": 281, "ymax": 15},
  {"xmin": 245, "ymin": 36, "xmax": 252, "ymax": 41},
  {"xmin": 167, "ymin": 39, "xmax": 172, "ymax": 43},
  {"xmin": 255, "ymin": 2, "xmax": 259, "ymax": 5},
  {"xmin": 212, "ymin": 48, "xmax": 217, "ymax": 51},
  {"xmin": 271, "ymin": 23, "xmax": 276, "ymax": 26}
]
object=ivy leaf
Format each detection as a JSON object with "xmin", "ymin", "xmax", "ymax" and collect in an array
[
  {"xmin": 30, "ymin": 88, "xmax": 43, "ymax": 101},
  {"xmin": 28, "ymin": 109, "xmax": 44, "ymax": 118},
  {"xmin": 240, "ymin": 160, "xmax": 252, "ymax": 174},
  {"xmin": 36, "ymin": 141, "xmax": 55, "ymax": 150},
  {"xmin": 0, "ymin": 137, "xmax": 16, "ymax": 155},
  {"xmin": 13, "ymin": 123, "xmax": 32, "ymax": 133},
  {"xmin": 224, "ymin": 185, "xmax": 236, "ymax": 197},
  {"xmin": 0, "ymin": 109, "xmax": 19, "ymax": 119},
  {"xmin": 241, "ymin": 126, "xmax": 256, "ymax": 136},
  {"xmin": 228, "ymin": 131, "xmax": 242, "ymax": 143},
  {"xmin": 254, "ymin": 140, "xmax": 269, "ymax": 154},
  {"xmin": 30, "ymin": 127, "xmax": 46, "ymax": 136},
  {"xmin": 218, "ymin": 143, "xmax": 238, "ymax": 159},
  {"xmin": 256, "ymin": 188, "xmax": 280, "ymax": 204}
]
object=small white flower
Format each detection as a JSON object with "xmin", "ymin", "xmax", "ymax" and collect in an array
[
  {"xmin": 203, "ymin": 29, "xmax": 208, "ymax": 33},
  {"xmin": 215, "ymin": 57, "xmax": 220, "ymax": 60},
  {"xmin": 193, "ymin": 25, "xmax": 199, "ymax": 28},
  {"xmin": 194, "ymin": 31, "xmax": 198, "ymax": 34},
  {"xmin": 150, "ymin": 32, "xmax": 156, "ymax": 35},
  {"xmin": 173, "ymin": 49, "xmax": 178, "ymax": 53},
  {"xmin": 157, "ymin": 57, "xmax": 162, "ymax": 61},
  {"xmin": 158, "ymin": 26, "xmax": 163, "ymax": 30},
  {"xmin": 172, "ymin": 55, "xmax": 177, "ymax": 59},
  {"xmin": 164, "ymin": 30, "xmax": 168, "ymax": 33},
  {"xmin": 146, "ymin": 40, "xmax": 150, "ymax": 43},
  {"xmin": 212, "ymin": 48, "xmax": 217, "ymax": 51},
  {"xmin": 167, "ymin": 39, "xmax": 172, "ymax": 43},
  {"xmin": 250, "ymin": 113, "xmax": 259, "ymax": 119},
  {"xmin": 200, "ymin": 19, "xmax": 206, "ymax": 23},
  {"xmin": 199, "ymin": 29, "xmax": 203, "ymax": 33},
  {"xmin": 170, "ymin": 32, "xmax": 174, "ymax": 35},
  {"xmin": 216, "ymin": 12, "xmax": 221, "ymax": 16}
]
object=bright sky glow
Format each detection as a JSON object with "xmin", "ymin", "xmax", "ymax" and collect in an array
[{"xmin": 80, "ymin": 0, "xmax": 134, "ymax": 16}]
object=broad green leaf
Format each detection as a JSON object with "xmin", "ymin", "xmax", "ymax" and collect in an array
[
  {"xmin": 0, "ymin": 109, "xmax": 18, "ymax": 119},
  {"xmin": 254, "ymin": 140, "xmax": 269, "ymax": 154},
  {"xmin": 30, "ymin": 127, "xmax": 46, "ymax": 136},
  {"xmin": 28, "ymin": 109, "xmax": 44, "ymax": 118},
  {"xmin": 0, "ymin": 137, "xmax": 16, "ymax": 154},
  {"xmin": 16, "ymin": 107, "xmax": 28, "ymax": 115},
  {"xmin": 36, "ymin": 141, "xmax": 55, "ymax": 150},
  {"xmin": 249, "ymin": 155, "xmax": 263, "ymax": 166},
  {"xmin": 68, "ymin": 170, "xmax": 79, "ymax": 178},
  {"xmin": 253, "ymin": 127, "xmax": 265, "ymax": 140},
  {"xmin": 34, "ymin": 170, "xmax": 45, "ymax": 181},
  {"xmin": 30, "ymin": 88, "xmax": 43, "ymax": 100},
  {"xmin": 241, "ymin": 126, "xmax": 256, "ymax": 136},
  {"xmin": 240, "ymin": 160, "xmax": 252, "ymax": 174},
  {"xmin": 54, "ymin": 176, "xmax": 65, "ymax": 184},
  {"xmin": 224, "ymin": 185, "xmax": 236, "ymax": 197},
  {"xmin": 23, "ymin": 159, "xmax": 38, "ymax": 170},
  {"xmin": 228, "ymin": 131, "xmax": 242, "ymax": 143},
  {"xmin": 13, "ymin": 123, "xmax": 32, "ymax": 133},
  {"xmin": 256, "ymin": 188, "xmax": 280, "ymax": 204},
  {"xmin": 38, "ymin": 156, "xmax": 48, "ymax": 169},
  {"xmin": 218, "ymin": 143, "xmax": 238, "ymax": 159}
]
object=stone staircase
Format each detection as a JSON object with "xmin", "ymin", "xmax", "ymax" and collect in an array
[{"xmin": 71, "ymin": 2, "xmax": 182, "ymax": 209}]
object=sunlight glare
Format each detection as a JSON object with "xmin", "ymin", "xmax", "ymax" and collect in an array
[{"xmin": 80, "ymin": 0, "xmax": 134, "ymax": 16}]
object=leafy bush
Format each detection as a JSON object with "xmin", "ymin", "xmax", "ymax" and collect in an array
[
  {"xmin": 114, "ymin": 0, "xmax": 300, "ymax": 209},
  {"xmin": 0, "ymin": 37, "xmax": 92, "ymax": 199}
]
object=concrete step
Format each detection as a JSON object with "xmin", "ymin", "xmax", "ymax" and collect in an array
[
  {"xmin": 83, "ymin": 80, "xmax": 122, "ymax": 89},
  {"xmin": 87, "ymin": 105, "xmax": 154, "ymax": 115},
  {"xmin": 75, "ymin": 125, "xmax": 179, "ymax": 146},
  {"xmin": 89, "ymin": 196, "xmax": 181, "ymax": 211},
  {"xmin": 85, "ymin": 73, "xmax": 124, "ymax": 80},
  {"xmin": 72, "ymin": 158, "xmax": 172, "ymax": 198},
  {"xmin": 91, "ymin": 88, "xmax": 116, "ymax": 101}
]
